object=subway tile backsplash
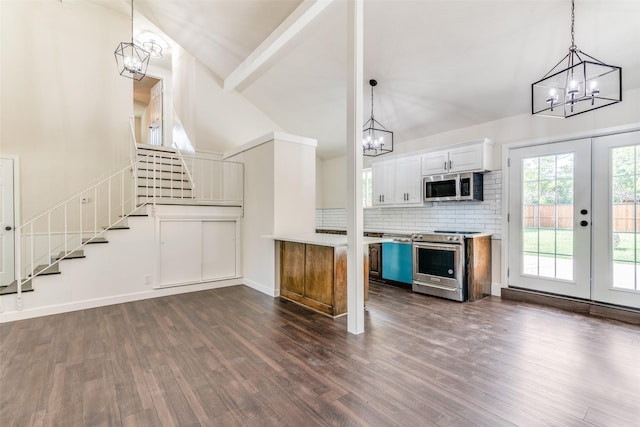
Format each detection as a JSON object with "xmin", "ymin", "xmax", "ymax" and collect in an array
[{"xmin": 316, "ymin": 171, "xmax": 502, "ymax": 239}]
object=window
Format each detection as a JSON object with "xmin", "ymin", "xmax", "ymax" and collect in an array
[{"xmin": 363, "ymin": 168, "xmax": 373, "ymax": 208}]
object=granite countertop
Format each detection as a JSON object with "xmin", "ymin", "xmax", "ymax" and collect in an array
[{"xmin": 263, "ymin": 233, "xmax": 392, "ymax": 247}]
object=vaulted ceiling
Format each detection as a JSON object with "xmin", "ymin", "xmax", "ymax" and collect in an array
[{"xmin": 102, "ymin": 0, "xmax": 640, "ymax": 159}]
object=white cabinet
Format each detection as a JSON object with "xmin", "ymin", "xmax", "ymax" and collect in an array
[
  {"xmin": 421, "ymin": 151, "xmax": 450, "ymax": 175},
  {"xmin": 421, "ymin": 139, "xmax": 494, "ymax": 175},
  {"xmin": 395, "ymin": 157, "xmax": 422, "ymax": 203},
  {"xmin": 372, "ymin": 156, "xmax": 422, "ymax": 206},
  {"xmin": 159, "ymin": 219, "xmax": 238, "ymax": 286},
  {"xmin": 372, "ymin": 161, "xmax": 396, "ymax": 205}
]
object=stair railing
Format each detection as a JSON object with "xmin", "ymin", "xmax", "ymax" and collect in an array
[
  {"xmin": 12, "ymin": 150, "xmax": 243, "ymax": 310},
  {"xmin": 14, "ymin": 154, "xmax": 156, "ymax": 307}
]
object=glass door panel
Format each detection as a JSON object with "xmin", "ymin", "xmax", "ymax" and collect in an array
[
  {"xmin": 593, "ymin": 132, "xmax": 640, "ymax": 308},
  {"xmin": 508, "ymin": 140, "xmax": 591, "ymax": 298}
]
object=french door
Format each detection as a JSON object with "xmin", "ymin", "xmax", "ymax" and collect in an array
[
  {"xmin": 508, "ymin": 131, "xmax": 640, "ymax": 309},
  {"xmin": 592, "ymin": 132, "xmax": 640, "ymax": 308},
  {"xmin": 508, "ymin": 140, "xmax": 592, "ymax": 299}
]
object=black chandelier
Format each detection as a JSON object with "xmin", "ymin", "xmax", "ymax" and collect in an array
[
  {"xmin": 531, "ymin": 0, "xmax": 621, "ymax": 118},
  {"xmin": 114, "ymin": 0, "xmax": 150, "ymax": 81},
  {"xmin": 363, "ymin": 79, "xmax": 393, "ymax": 157}
]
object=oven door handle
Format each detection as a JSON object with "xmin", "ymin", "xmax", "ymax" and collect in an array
[
  {"xmin": 413, "ymin": 242, "xmax": 461, "ymax": 252},
  {"xmin": 414, "ymin": 282, "xmax": 459, "ymax": 292}
]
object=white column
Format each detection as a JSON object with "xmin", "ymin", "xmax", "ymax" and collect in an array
[{"xmin": 346, "ymin": 0, "xmax": 364, "ymax": 334}]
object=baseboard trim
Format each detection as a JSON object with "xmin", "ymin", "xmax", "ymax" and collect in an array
[
  {"xmin": 501, "ymin": 287, "xmax": 640, "ymax": 325},
  {"xmin": 242, "ymin": 278, "xmax": 277, "ymax": 297},
  {"xmin": 0, "ymin": 279, "xmax": 242, "ymax": 323}
]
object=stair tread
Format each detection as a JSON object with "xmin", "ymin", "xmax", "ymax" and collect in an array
[
  {"xmin": 82, "ymin": 237, "xmax": 109, "ymax": 244},
  {"xmin": 137, "ymin": 185, "xmax": 192, "ymax": 190},
  {"xmin": 136, "ymin": 144, "xmax": 179, "ymax": 153},
  {"xmin": 32, "ymin": 264, "xmax": 60, "ymax": 276},
  {"xmin": 137, "ymin": 197, "xmax": 241, "ymax": 207},
  {"xmin": 0, "ymin": 280, "xmax": 34, "ymax": 295},
  {"xmin": 54, "ymin": 250, "xmax": 85, "ymax": 260},
  {"xmin": 102, "ymin": 225, "xmax": 130, "ymax": 230}
]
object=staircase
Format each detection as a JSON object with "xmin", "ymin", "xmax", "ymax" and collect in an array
[
  {"xmin": 0, "ymin": 225, "xmax": 132, "ymax": 296},
  {"xmin": 135, "ymin": 144, "xmax": 195, "ymax": 204},
  {"xmin": 0, "ymin": 143, "xmax": 243, "ymax": 306}
]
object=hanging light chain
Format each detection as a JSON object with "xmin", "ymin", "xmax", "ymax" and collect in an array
[
  {"xmin": 570, "ymin": 0, "xmax": 576, "ymax": 51},
  {"xmin": 131, "ymin": 0, "xmax": 134, "ymax": 44}
]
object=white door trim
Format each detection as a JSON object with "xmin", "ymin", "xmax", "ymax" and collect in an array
[
  {"xmin": 146, "ymin": 65, "xmax": 173, "ymax": 148},
  {"xmin": 0, "ymin": 156, "xmax": 20, "ymax": 289},
  {"xmin": 501, "ymin": 123, "xmax": 640, "ymax": 297}
]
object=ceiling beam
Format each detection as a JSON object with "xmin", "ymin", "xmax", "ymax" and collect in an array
[{"xmin": 223, "ymin": 0, "xmax": 333, "ymax": 92}]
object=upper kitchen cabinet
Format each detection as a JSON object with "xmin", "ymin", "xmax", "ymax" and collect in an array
[
  {"xmin": 372, "ymin": 156, "xmax": 422, "ymax": 206},
  {"xmin": 421, "ymin": 139, "xmax": 494, "ymax": 175},
  {"xmin": 395, "ymin": 156, "xmax": 422, "ymax": 204},
  {"xmin": 372, "ymin": 161, "xmax": 396, "ymax": 205}
]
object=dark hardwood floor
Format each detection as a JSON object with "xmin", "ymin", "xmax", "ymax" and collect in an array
[{"xmin": 2, "ymin": 282, "xmax": 640, "ymax": 426}]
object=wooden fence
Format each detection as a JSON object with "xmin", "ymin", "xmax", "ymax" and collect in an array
[{"xmin": 524, "ymin": 204, "xmax": 640, "ymax": 232}]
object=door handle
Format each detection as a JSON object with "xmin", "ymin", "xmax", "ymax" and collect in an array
[
  {"xmin": 4, "ymin": 226, "xmax": 11, "ymax": 231},
  {"xmin": 580, "ymin": 220, "xmax": 589, "ymax": 227}
]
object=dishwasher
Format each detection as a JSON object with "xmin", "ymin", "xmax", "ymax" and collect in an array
[{"xmin": 381, "ymin": 234, "xmax": 413, "ymax": 284}]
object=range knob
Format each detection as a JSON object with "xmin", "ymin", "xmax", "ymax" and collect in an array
[{"xmin": 447, "ymin": 236, "xmax": 453, "ymax": 241}]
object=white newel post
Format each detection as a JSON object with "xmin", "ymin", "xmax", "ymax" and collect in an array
[{"xmin": 346, "ymin": 0, "xmax": 365, "ymax": 335}]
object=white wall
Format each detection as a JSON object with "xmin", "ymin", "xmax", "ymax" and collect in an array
[
  {"xmin": 231, "ymin": 142, "xmax": 276, "ymax": 295},
  {"xmin": 228, "ymin": 133, "xmax": 317, "ymax": 296},
  {"xmin": 0, "ymin": 0, "xmax": 131, "ymax": 220},
  {"xmin": 172, "ymin": 46, "xmax": 198, "ymax": 148},
  {"xmin": 319, "ymin": 157, "xmax": 347, "ymax": 209},
  {"xmin": 195, "ymin": 64, "xmax": 284, "ymax": 154},
  {"xmin": 274, "ymin": 141, "xmax": 316, "ymax": 234}
]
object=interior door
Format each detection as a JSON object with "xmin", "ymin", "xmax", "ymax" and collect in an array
[
  {"xmin": 508, "ymin": 140, "xmax": 591, "ymax": 298},
  {"xmin": 148, "ymin": 80, "xmax": 163, "ymax": 146},
  {"xmin": 592, "ymin": 131, "xmax": 640, "ymax": 308},
  {"xmin": 0, "ymin": 158, "xmax": 15, "ymax": 287}
]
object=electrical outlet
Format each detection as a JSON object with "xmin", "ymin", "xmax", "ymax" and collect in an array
[{"xmin": 144, "ymin": 275, "xmax": 152, "ymax": 284}]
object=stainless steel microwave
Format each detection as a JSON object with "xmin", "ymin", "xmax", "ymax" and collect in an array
[{"xmin": 423, "ymin": 172, "xmax": 483, "ymax": 202}]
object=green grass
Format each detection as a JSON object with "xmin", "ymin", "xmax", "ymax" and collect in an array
[
  {"xmin": 612, "ymin": 232, "xmax": 640, "ymax": 263},
  {"xmin": 523, "ymin": 228, "xmax": 640, "ymax": 263},
  {"xmin": 523, "ymin": 228, "xmax": 573, "ymax": 257}
]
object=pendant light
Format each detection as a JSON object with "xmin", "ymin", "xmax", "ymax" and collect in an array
[
  {"xmin": 531, "ymin": 0, "xmax": 621, "ymax": 118},
  {"xmin": 114, "ymin": 0, "xmax": 150, "ymax": 81},
  {"xmin": 363, "ymin": 79, "xmax": 393, "ymax": 157}
]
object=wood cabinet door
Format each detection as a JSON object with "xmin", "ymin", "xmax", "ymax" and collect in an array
[
  {"xmin": 304, "ymin": 244, "xmax": 334, "ymax": 308},
  {"xmin": 369, "ymin": 243, "xmax": 382, "ymax": 278},
  {"xmin": 280, "ymin": 241, "xmax": 305, "ymax": 297}
]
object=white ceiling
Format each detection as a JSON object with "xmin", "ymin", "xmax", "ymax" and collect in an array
[{"xmin": 108, "ymin": 0, "xmax": 640, "ymax": 159}]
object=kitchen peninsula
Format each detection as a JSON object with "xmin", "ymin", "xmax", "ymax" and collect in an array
[{"xmin": 265, "ymin": 233, "xmax": 390, "ymax": 317}]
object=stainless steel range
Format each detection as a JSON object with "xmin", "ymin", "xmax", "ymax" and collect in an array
[{"xmin": 412, "ymin": 231, "xmax": 480, "ymax": 301}]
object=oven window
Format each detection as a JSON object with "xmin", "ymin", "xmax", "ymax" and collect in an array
[
  {"xmin": 417, "ymin": 248, "xmax": 456, "ymax": 278},
  {"xmin": 426, "ymin": 180, "xmax": 456, "ymax": 198}
]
